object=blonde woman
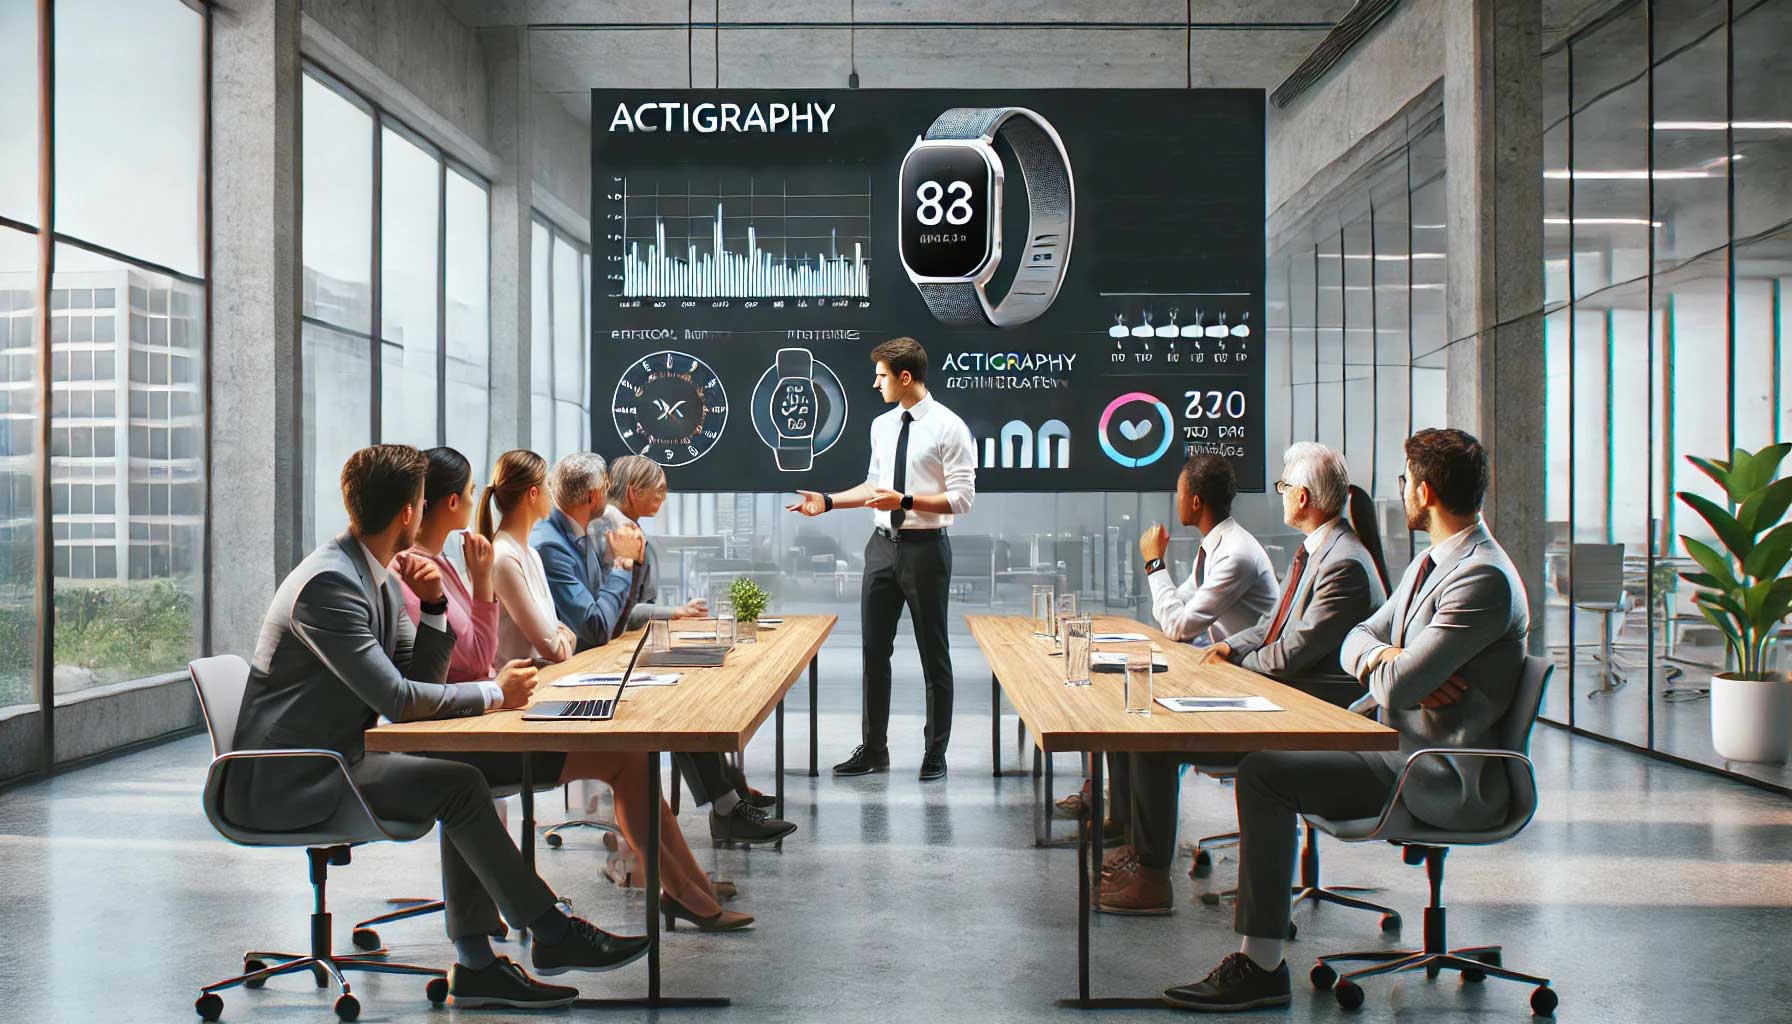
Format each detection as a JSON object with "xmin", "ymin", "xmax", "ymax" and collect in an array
[{"xmin": 480, "ymin": 449, "xmax": 751, "ymax": 932}]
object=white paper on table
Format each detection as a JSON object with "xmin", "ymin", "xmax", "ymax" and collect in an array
[
  {"xmin": 1092, "ymin": 632, "xmax": 1151, "ymax": 642},
  {"xmin": 551, "ymin": 672, "xmax": 683, "ymax": 687},
  {"xmin": 1090, "ymin": 651, "xmax": 1169, "ymax": 671},
  {"xmin": 1154, "ymin": 695, "xmax": 1282, "ymax": 713},
  {"xmin": 673, "ymin": 630, "xmax": 719, "ymax": 641}
]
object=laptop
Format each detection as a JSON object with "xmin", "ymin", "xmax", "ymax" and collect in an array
[{"xmin": 521, "ymin": 630, "xmax": 649, "ymax": 721}]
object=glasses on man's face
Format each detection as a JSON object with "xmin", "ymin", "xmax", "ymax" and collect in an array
[
  {"xmin": 1273, "ymin": 480, "xmax": 1298, "ymax": 496},
  {"xmin": 1397, "ymin": 474, "xmax": 1408, "ymax": 493}
]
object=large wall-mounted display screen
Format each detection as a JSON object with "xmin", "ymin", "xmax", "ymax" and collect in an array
[{"xmin": 591, "ymin": 89, "xmax": 1265, "ymax": 493}]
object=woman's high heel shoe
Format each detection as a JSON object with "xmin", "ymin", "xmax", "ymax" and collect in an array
[{"xmin": 662, "ymin": 896, "xmax": 754, "ymax": 932}]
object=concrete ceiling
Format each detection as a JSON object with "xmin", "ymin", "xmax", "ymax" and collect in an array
[{"xmin": 443, "ymin": 1, "xmax": 1363, "ymax": 123}]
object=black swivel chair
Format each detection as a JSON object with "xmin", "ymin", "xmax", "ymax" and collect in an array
[
  {"xmin": 1306, "ymin": 655, "xmax": 1557, "ymax": 1017},
  {"xmin": 190, "ymin": 655, "xmax": 447, "ymax": 1022}
]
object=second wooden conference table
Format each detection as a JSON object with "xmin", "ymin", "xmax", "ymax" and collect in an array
[
  {"xmin": 967, "ymin": 613, "xmax": 1399, "ymax": 1009},
  {"xmin": 366, "ymin": 614, "xmax": 837, "ymax": 1010}
]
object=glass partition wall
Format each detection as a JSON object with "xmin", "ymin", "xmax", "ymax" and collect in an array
[{"xmin": 1542, "ymin": 0, "xmax": 1792, "ymax": 789}]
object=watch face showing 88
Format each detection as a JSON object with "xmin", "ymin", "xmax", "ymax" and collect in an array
[
  {"xmin": 611, "ymin": 351, "xmax": 728, "ymax": 466},
  {"xmin": 899, "ymin": 142, "xmax": 996, "ymax": 280}
]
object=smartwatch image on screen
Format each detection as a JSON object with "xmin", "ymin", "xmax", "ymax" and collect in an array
[
  {"xmin": 898, "ymin": 106, "xmax": 1075, "ymax": 328},
  {"xmin": 751, "ymin": 347, "xmax": 849, "ymax": 472}
]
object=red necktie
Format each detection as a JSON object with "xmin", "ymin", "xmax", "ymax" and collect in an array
[{"xmin": 1263, "ymin": 545, "xmax": 1310, "ymax": 644}]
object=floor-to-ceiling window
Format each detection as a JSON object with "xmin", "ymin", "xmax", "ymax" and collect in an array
[
  {"xmin": 1542, "ymin": 0, "xmax": 1792, "ymax": 789},
  {"xmin": 0, "ymin": 0, "xmax": 209, "ymax": 769},
  {"xmin": 298, "ymin": 67, "xmax": 492, "ymax": 551},
  {"xmin": 528, "ymin": 217, "xmax": 589, "ymax": 466}
]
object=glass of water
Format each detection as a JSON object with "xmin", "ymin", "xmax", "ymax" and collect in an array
[
  {"xmin": 714, "ymin": 596, "xmax": 736, "ymax": 647},
  {"xmin": 1032, "ymin": 584, "xmax": 1057, "ymax": 637},
  {"xmin": 1055, "ymin": 593, "xmax": 1079, "ymax": 649},
  {"xmin": 1123, "ymin": 647, "xmax": 1154, "ymax": 715},
  {"xmin": 647, "ymin": 618, "xmax": 670, "ymax": 653},
  {"xmin": 1063, "ymin": 615, "xmax": 1093, "ymax": 687}
]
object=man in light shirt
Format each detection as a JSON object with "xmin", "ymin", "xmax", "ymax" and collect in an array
[{"xmin": 787, "ymin": 337, "xmax": 977, "ymax": 782}]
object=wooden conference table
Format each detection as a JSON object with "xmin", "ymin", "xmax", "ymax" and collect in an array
[
  {"xmin": 366, "ymin": 614, "xmax": 837, "ymax": 1009},
  {"xmin": 966, "ymin": 614, "xmax": 1399, "ymax": 1009}
]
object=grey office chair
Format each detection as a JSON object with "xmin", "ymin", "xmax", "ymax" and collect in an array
[
  {"xmin": 189, "ymin": 655, "xmax": 447, "ymax": 1022},
  {"xmin": 1567, "ymin": 543, "xmax": 1628, "ymax": 697},
  {"xmin": 1306, "ymin": 655, "xmax": 1557, "ymax": 1017}
]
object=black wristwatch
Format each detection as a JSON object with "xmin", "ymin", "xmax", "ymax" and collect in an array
[
  {"xmin": 420, "ymin": 596, "xmax": 450, "ymax": 616},
  {"xmin": 1144, "ymin": 558, "xmax": 1165, "ymax": 575},
  {"xmin": 901, "ymin": 494, "xmax": 916, "ymax": 511},
  {"xmin": 823, "ymin": 493, "xmax": 835, "ymax": 512}
]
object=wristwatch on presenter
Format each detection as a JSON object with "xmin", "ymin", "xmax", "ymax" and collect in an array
[
  {"xmin": 898, "ymin": 107, "xmax": 1075, "ymax": 328},
  {"xmin": 771, "ymin": 347, "xmax": 817, "ymax": 472}
]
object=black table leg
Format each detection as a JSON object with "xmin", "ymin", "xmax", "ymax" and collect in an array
[
  {"xmin": 808, "ymin": 657, "xmax": 819, "ymax": 778},
  {"xmin": 991, "ymin": 673, "xmax": 1002, "ymax": 776},
  {"xmin": 775, "ymin": 698, "xmax": 786, "ymax": 821},
  {"xmin": 1077, "ymin": 758, "xmax": 1091, "ymax": 1006},
  {"xmin": 1090, "ymin": 755, "xmax": 1105, "ymax": 901},
  {"xmin": 1055, "ymin": 752, "xmax": 1160, "ymax": 1010},
  {"xmin": 520, "ymin": 756, "xmax": 535, "ymax": 871}
]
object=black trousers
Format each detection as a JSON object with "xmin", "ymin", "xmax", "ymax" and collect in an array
[
  {"xmin": 675, "ymin": 751, "xmax": 746, "ymax": 807},
  {"xmin": 1127, "ymin": 678, "xmax": 1362, "ymax": 870},
  {"xmin": 354, "ymin": 750, "xmax": 565, "ymax": 941},
  {"xmin": 860, "ymin": 530, "xmax": 955, "ymax": 758}
]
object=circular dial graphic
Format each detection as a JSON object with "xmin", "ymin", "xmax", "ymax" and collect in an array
[
  {"xmin": 750, "ymin": 349, "xmax": 848, "ymax": 472},
  {"xmin": 612, "ymin": 351, "xmax": 728, "ymax": 467}
]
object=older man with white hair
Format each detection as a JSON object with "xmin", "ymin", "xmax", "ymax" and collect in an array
[
  {"xmin": 531, "ymin": 452, "xmax": 644, "ymax": 651},
  {"xmin": 1100, "ymin": 442, "xmax": 1390, "ymax": 916}
]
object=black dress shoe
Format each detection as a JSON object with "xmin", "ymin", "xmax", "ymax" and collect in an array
[
  {"xmin": 1162, "ymin": 953, "xmax": 1291, "ymax": 1012},
  {"xmin": 709, "ymin": 802, "xmax": 798, "ymax": 844},
  {"xmin": 448, "ymin": 956, "xmax": 578, "ymax": 1009},
  {"xmin": 743, "ymin": 790, "xmax": 778, "ymax": 810},
  {"xmin": 919, "ymin": 754, "xmax": 948, "ymax": 781},
  {"xmin": 832, "ymin": 745, "xmax": 890, "ymax": 776},
  {"xmin": 530, "ymin": 916, "xmax": 650, "ymax": 976}
]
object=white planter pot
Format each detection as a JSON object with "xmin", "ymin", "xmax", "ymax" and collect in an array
[{"xmin": 1710, "ymin": 673, "xmax": 1792, "ymax": 764}]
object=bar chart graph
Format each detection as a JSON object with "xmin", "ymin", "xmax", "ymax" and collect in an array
[{"xmin": 609, "ymin": 174, "xmax": 872, "ymax": 300}]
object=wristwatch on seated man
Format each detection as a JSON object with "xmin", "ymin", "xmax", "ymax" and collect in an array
[{"xmin": 1144, "ymin": 557, "xmax": 1165, "ymax": 575}]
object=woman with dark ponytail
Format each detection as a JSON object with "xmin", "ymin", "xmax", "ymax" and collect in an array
[
  {"xmin": 1345, "ymin": 483, "xmax": 1392, "ymax": 594},
  {"xmin": 389, "ymin": 447, "xmax": 502, "ymax": 682}
]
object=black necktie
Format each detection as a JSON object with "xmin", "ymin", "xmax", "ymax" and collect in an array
[
  {"xmin": 890, "ymin": 411, "xmax": 913, "ymax": 530},
  {"xmin": 1194, "ymin": 547, "xmax": 1207, "ymax": 587},
  {"xmin": 1407, "ymin": 554, "xmax": 1436, "ymax": 607},
  {"xmin": 376, "ymin": 580, "xmax": 393, "ymax": 650}
]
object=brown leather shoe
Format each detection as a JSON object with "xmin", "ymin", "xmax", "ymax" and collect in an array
[
  {"xmin": 1102, "ymin": 844, "xmax": 1138, "ymax": 878},
  {"xmin": 1097, "ymin": 865, "xmax": 1173, "ymax": 916}
]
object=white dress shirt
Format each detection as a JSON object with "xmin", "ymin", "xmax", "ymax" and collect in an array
[
  {"xmin": 1303, "ymin": 515, "xmax": 1343, "ymax": 555},
  {"xmin": 359, "ymin": 540, "xmax": 502, "ymax": 710},
  {"xmin": 1146, "ymin": 517, "xmax": 1280, "ymax": 644},
  {"xmin": 863, "ymin": 393, "xmax": 977, "ymax": 530}
]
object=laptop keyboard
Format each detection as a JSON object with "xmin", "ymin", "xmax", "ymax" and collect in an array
[{"xmin": 559, "ymin": 698, "xmax": 615, "ymax": 718}]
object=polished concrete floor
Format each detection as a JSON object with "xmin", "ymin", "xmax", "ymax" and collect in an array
[{"xmin": 3, "ymin": 637, "xmax": 1792, "ymax": 1022}]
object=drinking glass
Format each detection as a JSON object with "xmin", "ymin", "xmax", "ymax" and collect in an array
[
  {"xmin": 647, "ymin": 618, "xmax": 670, "ymax": 653},
  {"xmin": 1055, "ymin": 593, "xmax": 1079, "ymax": 649},
  {"xmin": 1063, "ymin": 615, "xmax": 1093, "ymax": 687},
  {"xmin": 1032, "ymin": 584, "xmax": 1057, "ymax": 637},
  {"xmin": 1123, "ymin": 648, "xmax": 1154, "ymax": 715},
  {"xmin": 714, "ymin": 596, "xmax": 736, "ymax": 647}
]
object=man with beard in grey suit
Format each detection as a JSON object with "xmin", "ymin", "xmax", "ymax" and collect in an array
[
  {"xmin": 227, "ymin": 445, "xmax": 648, "ymax": 1010},
  {"xmin": 1161, "ymin": 428, "xmax": 1529, "ymax": 1013}
]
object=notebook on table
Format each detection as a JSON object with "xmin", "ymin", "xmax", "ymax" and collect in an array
[{"xmin": 522, "ymin": 631, "xmax": 649, "ymax": 721}]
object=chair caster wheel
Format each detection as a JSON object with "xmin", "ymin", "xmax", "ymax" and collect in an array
[
  {"xmin": 1335, "ymin": 980, "xmax": 1364, "ymax": 1011},
  {"xmin": 1287, "ymin": 921, "xmax": 1298, "ymax": 941},
  {"xmin": 312, "ymin": 964, "xmax": 330, "ymax": 988},
  {"xmin": 334, "ymin": 993, "xmax": 360, "ymax": 1021},
  {"xmin": 1310, "ymin": 963, "xmax": 1337, "ymax": 991},
  {"xmin": 546, "ymin": 832, "xmax": 563, "ymax": 848},
  {"xmin": 1426, "ymin": 964, "xmax": 1442, "ymax": 979},
  {"xmin": 1463, "ymin": 967, "xmax": 1486, "ymax": 983},
  {"xmin": 1531, "ymin": 986, "xmax": 1557, "ymax": 1016},
  {"xmin": 195, "ymin": 993, "xmax": 223, "ymax": 1021},
  {"xmin": 1191, "ymin": 849, "xmax": 1212, "ymax": 876},
  {"xmin": 351, "ymin": 927, "xmax": 380, "ymax": 951},
  {"xmin": 1379, "ymin": 912, "xmax": 1401, "ymax": 931},
  {"xmin": 242, "ymin": 959, "xmax": 267, "ymax": 988},
  {"xmin": 426, "ymin": 977, "xmax": 449, "ymax": 1004},
  {"xmin": 1198, "ymin": 891, "xmax": 1220, "ymax": 906}
]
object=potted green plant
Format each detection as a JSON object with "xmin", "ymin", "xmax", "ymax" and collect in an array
[
  {"xmin": 1679, "ymin": 443, "xmax": 1792, "ymax": 763},
  {"xmin": 729, "ymin": 577, "xmax": 771, "ymax": 645}
]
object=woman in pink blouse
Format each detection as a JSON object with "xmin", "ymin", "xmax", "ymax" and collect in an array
[{"xmin": 391, "ymin": 447, "xmax": 500, "ymax": 682}]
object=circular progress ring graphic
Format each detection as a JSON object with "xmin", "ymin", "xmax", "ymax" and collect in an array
[
  {"xmin": 1097, "ymin": 391, "xmax": 1174, "ymax": 468},
  {"xmin": 611, "ymin": 350, "xmax": 729, "ymax": 467}
]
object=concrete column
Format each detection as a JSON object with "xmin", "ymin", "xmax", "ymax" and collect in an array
[
  {"xmin": 482, "ymin": 26, "xmax": 532, "ymax": 455},
  {"xmin": 1443, "ymin": 0, "xmax": 1546, "ymax": 639},
  {"xmin": 209, "ymin": 0, "xmax": 301, "ymax": 657}
]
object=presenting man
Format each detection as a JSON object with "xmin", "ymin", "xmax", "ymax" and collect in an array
[{"xmin": 788, "ymin": 337, "xmax": 977, "ymax": 782}]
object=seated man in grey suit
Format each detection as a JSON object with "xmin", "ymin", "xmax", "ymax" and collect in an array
[
  {"xmin": 1101, "ymin": 443, "xmax": 1387, "ymax": 915},
  {"xmin": 592, "ymin": 455, "xmax": 797, "ymax": 845},
  {"xmin": 1163, "ymin": 428, "xmax": 1529, "ymax": 1012},
  {"xmin": 227, "ymin": 445, "xmax": 648, "ymax": 1011}
]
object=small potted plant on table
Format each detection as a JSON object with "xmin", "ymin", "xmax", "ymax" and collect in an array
[{"xmin": 729, "ymin": 577, "xmax": 771, "ymax": 645}]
